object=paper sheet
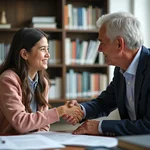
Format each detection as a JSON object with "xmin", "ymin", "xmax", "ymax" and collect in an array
[
  {"xmin": 34, "ymin": 131, "xmax": 118, "ymax": 148},
  {"xmin": 0, "ymin": 134, "xmax": 65, "ymax": 149}
]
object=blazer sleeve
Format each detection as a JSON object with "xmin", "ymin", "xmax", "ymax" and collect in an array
[
  {"xmin": 81, "ymin": 78, "xmax": 117, "ymax": 119},
  {"xmin": 0, "ymin": 72, "xmax": 60, "ymax": 134}
]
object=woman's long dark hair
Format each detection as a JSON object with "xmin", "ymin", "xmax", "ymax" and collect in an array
[{"xmin": 0, "ymin": 28, "xmax": 51, "ymax": 112}]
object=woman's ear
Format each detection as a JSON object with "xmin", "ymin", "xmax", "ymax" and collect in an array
[{"xmin": 20, "ymin": 48, "xmax": 28, "ymax": 60}]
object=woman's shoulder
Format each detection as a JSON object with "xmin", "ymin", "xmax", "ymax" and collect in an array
[{"xmin": 0, "ymin": 69, "xmax": 21, "ymax": 83}]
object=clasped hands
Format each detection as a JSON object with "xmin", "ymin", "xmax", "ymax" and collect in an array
[{"xmin": 62, "ymin": 100, "xmax": 84, "ymax": 125}]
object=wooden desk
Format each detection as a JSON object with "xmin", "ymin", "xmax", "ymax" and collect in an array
[{"xmin": 62, "ymin": 146, "xmax": 85, "ymax": 150}]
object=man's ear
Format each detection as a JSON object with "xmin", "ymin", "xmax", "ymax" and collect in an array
[
  {"xmin": 20, "ymin": 48, "xmax": 28, "ymax": 60},
  {"xmin": 117, "ymin": 37, "xmax": 125, "ymax": 50}
]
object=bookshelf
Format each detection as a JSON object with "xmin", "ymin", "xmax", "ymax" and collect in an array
[{"xmin": 0, "ymin": 0, "xmax": 109, "ymax": 104}]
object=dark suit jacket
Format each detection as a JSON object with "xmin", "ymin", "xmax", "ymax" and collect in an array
[{"xmin": 82, "ymin": 46, "xmax": 150, "ymax": 136}]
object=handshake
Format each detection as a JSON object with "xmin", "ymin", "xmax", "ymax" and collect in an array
[
  {"xmin": 57, "ymin": 100, "xmax": 101, "ymax": 135},
  {"xmin": 58, "ymin": 100, "xmax": 100, "ymax": 135},
  {"xmin": 57, "ymin": 100, "xmax": 84, "ymax": 125}
]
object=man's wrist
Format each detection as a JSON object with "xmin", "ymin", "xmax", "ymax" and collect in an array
[
  {"xmin": 98, "ymin": 120, "xmax": 103, "ymax": 134},
  {"xmin": 80, "ymin": 104, "xmax": 86, "ymax": 119}
]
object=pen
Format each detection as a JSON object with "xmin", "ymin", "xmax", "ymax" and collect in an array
[{"xmin": 0, "ymin": 137, "xmax": 5, "ymax": 144}]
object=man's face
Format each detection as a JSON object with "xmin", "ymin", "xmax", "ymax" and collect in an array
[{"xmin": 98, "ymin": 24, "xmax": 120, "ymax": 66}]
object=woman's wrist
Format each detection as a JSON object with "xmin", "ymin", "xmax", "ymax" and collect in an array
[{"xmin": 57, "ymin": 106, "xmax": 66, "ymax": 117}]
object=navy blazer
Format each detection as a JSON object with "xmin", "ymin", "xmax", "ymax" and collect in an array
[{"xmin": 81, "ymin": 46, "xmax": 150, "ymax": 136}]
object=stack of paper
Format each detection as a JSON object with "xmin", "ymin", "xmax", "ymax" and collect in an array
[{"xmin": 0, "ymin": 131, "xmax": 118, "ymax": 149}]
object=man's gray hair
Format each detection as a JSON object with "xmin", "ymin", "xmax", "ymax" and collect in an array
[{"xmin": 96, "ymin": 11, "xmax": 144, "ymax": 50}]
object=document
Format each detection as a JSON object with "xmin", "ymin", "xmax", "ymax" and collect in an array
[
  {"xmin": 0, "ymin": 134, "xmax": 65, "ymax": 149},
  {"xmin": 34, "ymin": 131, "xmax": 118, "ymax": 148}
]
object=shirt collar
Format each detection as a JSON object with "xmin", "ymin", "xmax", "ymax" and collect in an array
[
  {"xmin": 28, "ymin": 73, "xmax": 38, "ymax": 90},
  {"xmin": 120, "ymin": 47, "xmax": 142, "ymax": 75}
]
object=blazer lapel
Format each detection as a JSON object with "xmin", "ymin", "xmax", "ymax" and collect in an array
[
  {"xmin": 117, "ymin": 71, "xmax": 129, "ymax": 119},
  {"xmin": 134, "ymin": 46, "xmax": 149, "ymax": 114}
]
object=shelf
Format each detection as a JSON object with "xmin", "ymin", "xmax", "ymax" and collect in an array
[
  {"xmin": 49, "ymin": 98, "xmax": 92, "ymax": 104},
  {"xmin": 66, "ymin": 64, "xmax": 108, "ymax": 68},
  {"xmin": 0, "ymin": 0, "xmax": 108, "ymax": 103},
  {"xmin": 0, "ymin": 28, "xmax": 63, "ymax": 32},
  {"xmin": 48, "ymin": 64, "xmax": 63, "ymax": 68},
  {"xmin": 65, "ymin": 29, "xmax": 99, "ymax": 33}
]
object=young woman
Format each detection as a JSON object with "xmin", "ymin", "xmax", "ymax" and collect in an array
[{"xmin": 0, "ymin": 28, "xmax": 83, "ymax": 134}]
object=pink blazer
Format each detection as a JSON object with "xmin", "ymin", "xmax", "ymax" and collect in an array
[{"xmin": 0, "ymin": 69, "xmax": 60, "ymax": 134}]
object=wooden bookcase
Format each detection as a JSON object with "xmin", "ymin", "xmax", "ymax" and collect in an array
[{"xmin": 0, "ymin": 0, "xmax": 109, "ymax": 104}]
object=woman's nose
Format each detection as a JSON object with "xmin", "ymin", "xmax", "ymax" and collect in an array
[{"xmin": 46, "ymin": 51, "xmax": 50, "ymax": 58}]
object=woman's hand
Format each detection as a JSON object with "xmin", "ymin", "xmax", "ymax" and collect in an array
[{"xmin": 57, "ymin": 101, "xmax": 84, "ymax": 125}]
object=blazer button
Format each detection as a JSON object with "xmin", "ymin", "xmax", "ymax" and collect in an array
[{"xmin": 106, "ymin": 132, "xmax": 109, "ymax": 136}]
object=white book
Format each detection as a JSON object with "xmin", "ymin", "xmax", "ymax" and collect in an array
[
  {"xmin": 55, "ymin": 77, "xmax": 62, "ymax": 98},
  {"xmin": 68, "ymin": 4, "xmax": 73, "ymax": 29},
  {"xmin": 65, "ymin": 38, "xmax": 71, "ymax": 65},
  {"xmin": 88, "ymin": 40, "xmax": 100, "ymax": 64},
  {"xmin": 80, "ymin": 41, "xmax": 88, "ymax": 64},
  {"xmin": 0, "ymin": 23, "xmax": 11, "ymax": 29},
  {"xmin": 32, "ymin": 23, "xmax": 57, "ymax": 28},
  {"xmin": 85, "ymin": 40, "xmax": 96, "ymax": 64},
  {"xmin": 32, "ymin": 16, "xmax": 56, "ymax": 23}
]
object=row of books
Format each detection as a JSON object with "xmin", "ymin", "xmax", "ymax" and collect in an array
[
  {"xmin": 64, "ymin": 4, "xmax": 103, "ymax": 30},
  {"xmin": 0, "ymin": 40, "xmax": 61, "ymax": 65},
  {"xmin": 65, "ymin": 38, "xmax": 105, "ymax": 65},
  {"xmin": 0, "ymin": 39, "xmax": 105, "ymax": 65},
  {"xmin": 31, "ymin": 16, "xmax": 57, "ymax": 29},
  {"xmin": 0, "ymin": 43, "xmax": 10, "ymax": 64},
  {"xmin": 66, "ymin": 69, "xmax": 108, "ymax": 99},
  {"xmin": 0, "ymin": 39, "xmax": 104, "ymax": 65}
]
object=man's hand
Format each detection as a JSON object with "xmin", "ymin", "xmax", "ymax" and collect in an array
[
  {"xmin": 62, "ymin": 100, "xmax": 84, "ymax": 125},
  {"xmin": 72, "ymin": 120, "xmax": 101, "ymax": 135}
]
